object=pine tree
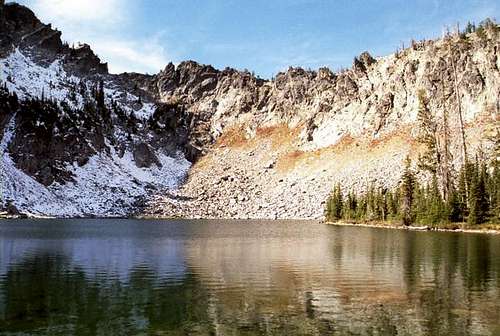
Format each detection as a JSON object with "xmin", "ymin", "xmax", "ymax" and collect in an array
[
  {"xmin": 416, "ymin": 90, "xmax": 439, "ymax": 175},
  {"xmin": 457, "ymin": 164, "xmax": 468, "ymax": 216},
  {"xmin": 400, "ymin": 157, "xmax": 416, "ymax": 226},
  {"xmin": 413, "ymin": 183, "xmax": 428, "ymax": 225},
  {"xmin": 464, "ymin": 21, "xmax": 476, "ymax": 34},
  {"xmin": 491, "ymin": 163, "xmax": 500, "ymax": 222},
  {"xmin": 326, "ymin": 183, "xmax": 343, "ymax": 221},
  {"xmin": 355, "ymin": 193, "xmax": 367, "ymax": 220},
  {"xmin": 96, "ymin": 80, "xmax": 105, "ymax": 108},
  {"xmin": 378, "ymin": 189, "xmax": 388, "ymax": 221},
  {"xmin": 428, "ymin": 174, "xmax": 446, "ymax": 225},
  {"xmin": 366, "ymin": 185, "xmax": 376, "ymax": 220},
  {"xmin": 468, "ymin": 160, "xmax": 489, "ymax": 225},
  {"xmin": 446, "ymin": 183, "xmax": 463, "ymax": 223},
  {"xmin": 342, "ymin": 191, "xmax": 357, "ymax": 220},
  {"xmin": 386, "ymin": 190, "xmax": 400, "ymax": 220}
]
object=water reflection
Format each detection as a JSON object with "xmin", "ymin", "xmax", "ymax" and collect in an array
[{"xmin": 0, "ymin": 220, "xmax": 499, "ymax": 335}]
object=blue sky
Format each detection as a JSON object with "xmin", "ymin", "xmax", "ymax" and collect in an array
[{"xmin": 11, "ymin": 0, "xmax": 499, "ymax": 77}]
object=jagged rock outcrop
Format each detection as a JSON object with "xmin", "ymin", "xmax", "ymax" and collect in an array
[
  {"xmin": 1, "ymin": 1, "xmax": 499, "ymax": 218},
  {"xmin": 0, "ymin": 2, "xmax": 190, "ymax": 216},
  {"xmin": 143, "ymin": 23, "xmax": 499, "ymax": 219},
  {"xmin": 0, "ymin": 2, "xmax": 108, "ymax": 73}
]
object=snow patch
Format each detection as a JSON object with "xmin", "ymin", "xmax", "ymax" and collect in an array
[
  {"xmin": 47, "ymin": 148, "xmax": 191, "ymax": 217},
  {"xmin": 1, "ymin": 120, "xmax": 191, "ymax": 216},
  {"xmin": 1, "ymin": 48, "xmax": 83, "ymax": 109}
]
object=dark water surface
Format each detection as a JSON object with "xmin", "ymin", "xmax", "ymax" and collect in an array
[{"xmin": 0, "ymin": 219, "xmax": 499, "ymax": 335}]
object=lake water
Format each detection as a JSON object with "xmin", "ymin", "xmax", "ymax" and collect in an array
[{"xmin": 0, "ymin": 219, "xmax": 499, "ymax": 336}]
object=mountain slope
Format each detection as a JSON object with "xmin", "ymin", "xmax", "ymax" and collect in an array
[
  {"xmin": 0, "ymin": 1, "xmax": 499, "ymax": 218},
  {"xmin": 0, "ymin": 2, "xmax": 191, "ymax": 216},
  {"xmin": 142, "ymin": 23, "xmax": 499, "ymax": 219}
]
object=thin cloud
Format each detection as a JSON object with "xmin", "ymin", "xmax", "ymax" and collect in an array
[
  {"xmin": 30, "ymin": 0, "xmax": 125, "ymax": 25},
  {"xmin": 14, "ymin": 0, "xmax": 173, "ymax": 74},
  {"xmin": 92, "ymin": 35, "xmax": 171, "ymax": 74}
]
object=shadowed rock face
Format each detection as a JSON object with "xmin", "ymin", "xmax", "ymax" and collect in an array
[
  {"xmin": 133, "ymin": 143, "xmax": 161, "ymax": 168},
  {"xmin": 1, "ymin": 1, "xmax": 499, "ymax": 218},
  {"xmin": 1, "ymin": 2, "xmax": 108, "ymax": 74}
]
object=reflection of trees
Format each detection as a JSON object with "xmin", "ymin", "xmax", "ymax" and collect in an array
[
  {"xmin": 0, "ymin": 254, "xmax": 214, "ymax": 335},
  {"xmin": 399, "ymin": 232, "xmax": 500, "ymax": 336},
  {"xmin": 0, "ymin": 226, "xmax": 499, "ymax": 335}
]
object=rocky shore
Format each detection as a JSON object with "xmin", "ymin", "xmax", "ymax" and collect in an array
[{"xmin": 326, "ymin": 221, "xmax": 500, "ymax": 235}]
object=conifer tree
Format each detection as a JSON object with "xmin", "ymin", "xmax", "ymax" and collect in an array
[
  {"xmin": 386, "ymin": 190, "xmax": 400, "ymax": 220},
  {"xmin": 416, "ymin": 90, "xmax": 439, "ymax": 175},
  {"xmin": 428, "ymin": 174, "xmax": 446, "ymax": 225},
  {"xmin": 488, "ymin": 130, "xmax": 500, "ymax": 222},
  {"xmin": 468, "ymin": 160, "xmax": 489, "ymax": 225},
  {"xmin": 378, "ymin": 189, "xmax": 388, "ymax": 221},
  {"xmin": 96, "ymin": 80, "xmax": 105, "ymax": 109},
  {"xmin": 492, "ymin": 163, "xmax": 500, "ymax": 222},
  {"xmin": 446, "ymin": 183, "xmax": 463, "ymax": 223},
  {"xmin": 342, "ymin": 191, "xmax": 357, "ymax": 220},
  {"xmin": 457, "ymin": 164, "xmax": 468, "ymax": 216},
  {"xmin": 400, "ymin": 157, "xmax": 416, "ymax": 225},
  {"xmin": 355, "ymin": 193, "xmax": 367, "ymax": 220},
  {"xmin": 326, "ymin": 183, "xmax": 343, "ymax": 221}
]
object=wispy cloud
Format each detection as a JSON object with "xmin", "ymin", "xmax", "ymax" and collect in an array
[
  {"xmin": 30, "ymin": 0, "xmax": 125, "ymax": 26},
  {"xmin": 92, "ymin": 34, "xmax": 171, "ymax": 74},
  {"xmin": 15, "ymin": 0, "xmax": 172, "ymax": 74}
]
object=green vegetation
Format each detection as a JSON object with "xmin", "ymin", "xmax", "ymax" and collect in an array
[
  {"xmin": 325, "ymin": 157, "xmax": 499, "ymax": 227},
  {"xmin": 325, "ymin": 84, "xmax": 499, "ymax": 228},
  {"xmin": 459, "ymin": 18, "xmax": 499, "ymax": 40}
]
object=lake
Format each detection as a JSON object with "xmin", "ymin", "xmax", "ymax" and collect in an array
[{"xmin": 0, "ymin": 219, "xmax": 499, "ymax": 335}]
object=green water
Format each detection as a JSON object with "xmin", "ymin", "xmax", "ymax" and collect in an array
[{"xmin": 0, "ymin": 219, "xmax": 499, "ymax": 335}]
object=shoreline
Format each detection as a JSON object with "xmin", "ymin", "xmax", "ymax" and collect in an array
[
  {"xmin": 326, "ymin": 220, "xmax": 500, "ymax": 235},
  {"xmin": 2, "ymin": 214, "xmax": 499, "ymax": 235}
]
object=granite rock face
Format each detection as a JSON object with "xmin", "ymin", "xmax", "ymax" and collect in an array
[
  {"xmin": 1, "ymin": 2, "xmax": 499, "ymax": 218},
  {"xmin": 143, "ymin": 25, "xmax": 499, "ymax": 219}
]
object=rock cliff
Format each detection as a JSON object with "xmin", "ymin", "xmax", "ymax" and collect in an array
[
  {"xmin": 1, "ymin": 2, "xmax": 498, "ymax": 218},
  {"xmin": 143, "ymin": 23, "xmax": 499, "ymax": 219}
]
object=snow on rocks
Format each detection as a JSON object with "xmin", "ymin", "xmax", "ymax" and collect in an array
[
  {"xmin": 0, "ymin": 49, "xmax": 190, "ymax": 217},
  {"xmin": 1, "ymin": 48, "xmax": 84, "ymax": 108},
  {"xmin": 1, "ymin": 114, "xmax": 191, "ymax": 217},
  {"xmin": 47, "ymin": 148, "xmax": 190, "ymax": 217},
  {"xmin": 1, "ymin": 115, "xmax": 73, "ymax": 215},
  {"xmin": 1, "ymin": 49, "xmax": 157, "ymax": 120}
]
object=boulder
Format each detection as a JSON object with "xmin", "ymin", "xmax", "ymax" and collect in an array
[{"xmin": 133, "ymin": 143, "xmax": 162, "ymax": 168}]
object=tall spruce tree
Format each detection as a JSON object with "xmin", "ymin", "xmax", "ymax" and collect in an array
[
  {"xmin": 416, "ymin": 90, "xmax": 440, "ymax": 175},
  {"xmin": 489, "ymin": 131, "xmax": 500, "ymax": 222},
  {"xmin": 326, "ymin": 183, "xmax": 343, "ymax": 221},
  {"xmin": 400, "ymin": 157, "xmax": 416, "ymax": 226},
  {"xmin": 492, "ymin": 163, "xmax": 500, "ymax": 222},
  {"xmin": 468, "ymin": 160, "xmax": 489, "ymax": 225},
  {"xmin": 428, "ymin": 174, "xmax": 446, "ymax": 225},
  {"xmin": 342, "ymin": 191, "xmax": 358, "ymax": 220},
  {"xmin": 446, "ymin": 183, "xmax": 463, "ymax": 223}
]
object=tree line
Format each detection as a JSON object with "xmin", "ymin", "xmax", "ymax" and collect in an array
[
  {"xmin": 326, "ymin": 83, "xmax": 499, "ymax": 227},
  {"xmin": 325, "ymin": 156, "xmax": 500, "ymax": 226}
]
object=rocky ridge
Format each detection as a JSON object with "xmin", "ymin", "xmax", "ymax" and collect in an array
[
  {"xmin": 1, "ymin": 1, "xmax": 499, "ymax": 218},
  {"xmin": 0, "ymin": 2, "xmax": 191, "ymax": 216},
  {"xmin": 142, "ymin": 23, "xmax": 499, "ymax": 219}
]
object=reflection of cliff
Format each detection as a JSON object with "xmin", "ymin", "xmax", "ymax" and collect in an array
[
  {"xmin": 0, "ymin": 254, "xmax": 215, "ymax": 335},
  {"xmin": 0, "ymin": 221, "xmax": 188, "ymax": 283},
  {"xmin": 183, "ymin": 225, "xmax": 500, "ymax": 335},
  {"xmin": 0, "ymin": 221, "xmax": 500, "ymax": 335}
]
